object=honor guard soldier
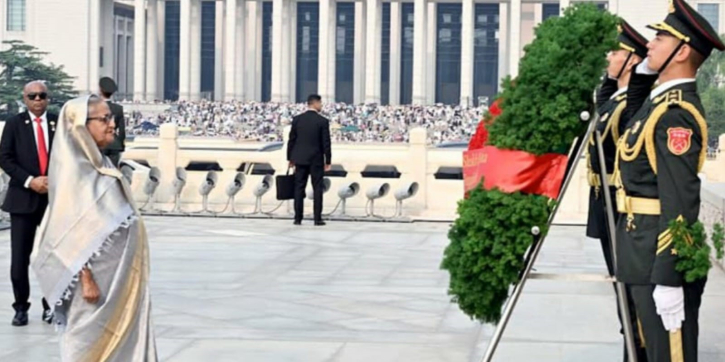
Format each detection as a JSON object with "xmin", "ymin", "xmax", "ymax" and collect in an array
[
  {"xmin": 615, "ymin": 0, "xmax": 724, "ymax": 361},
  {"xmin": 587, "ymin": 21, "xmax": 650, "ymax": 361}
]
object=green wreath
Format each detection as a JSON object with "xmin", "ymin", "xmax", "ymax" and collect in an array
[{"xmin": 442, "ymin": 4, "xmax": 619, "ymax": 324}]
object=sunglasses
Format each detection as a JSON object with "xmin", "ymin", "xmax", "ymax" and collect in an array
[
  {"xmin": 87, "ymin": 113, "xmax": 114, "ymax": 123},
  {"xmin": 27, "ymin": 92, "xmax": 48, "ymax": 100}
]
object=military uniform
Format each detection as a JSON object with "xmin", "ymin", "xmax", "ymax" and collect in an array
[
  {"xmin": 586, "ymin": 21, "xmax": 650, "ymax": 362},
  {"xmin": 614, "ymin": 1, "xmax": 724, "ymax": 361}
]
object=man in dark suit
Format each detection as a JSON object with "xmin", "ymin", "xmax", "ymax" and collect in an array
[
  {"xmin": 287, "ymin": 94, "xmax": 332, "ymax": 226},
  {"xmin": 0, "ymin": 81, "xmax": 56, "ymax": 326},
  {"xmin": 99, "ymin": 77, "xmax": 125, "ymax": 167}
]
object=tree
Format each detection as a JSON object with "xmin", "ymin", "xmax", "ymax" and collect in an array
[{"xmin": 0, "ymin": 40, "xmax": 77, "ymax": 120}]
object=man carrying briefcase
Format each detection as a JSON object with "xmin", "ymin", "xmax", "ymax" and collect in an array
[{"xmin": 286, "ymin": 94, "xmax": 332, "ymax": 226}]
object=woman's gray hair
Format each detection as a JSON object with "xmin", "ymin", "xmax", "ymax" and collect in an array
[{"xmin": 86, "ymin": 94, "xmax": 105, "ymax": 124}]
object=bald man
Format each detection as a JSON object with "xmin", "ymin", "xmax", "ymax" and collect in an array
[{"xmin": 0, "ymin": 81, "xmax": 56, "ymax": 326}]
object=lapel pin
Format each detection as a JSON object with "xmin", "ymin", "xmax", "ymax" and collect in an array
[{"xmin": 25, "ymin": 120, "xmax": 30, "ymax": 125}]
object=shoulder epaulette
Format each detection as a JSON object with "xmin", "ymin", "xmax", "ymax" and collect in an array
[{"xmin": 653, "ymin": 89, "xmax": 683, "ymax": 105}]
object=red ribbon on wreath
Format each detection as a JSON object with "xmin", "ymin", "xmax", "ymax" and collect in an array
[{"xmin": 463, "ymin": 98, "xmax": 567, "ymax": 200}]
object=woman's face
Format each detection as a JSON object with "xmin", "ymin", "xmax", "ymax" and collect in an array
[{"xmin": 86, "ymin": 102, "xmax": 116, "ymax": 149}]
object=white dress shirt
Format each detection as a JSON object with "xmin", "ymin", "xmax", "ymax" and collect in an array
[{"xmin": 24, "ymin": 111, "xmax": 50, "ymax": 188}]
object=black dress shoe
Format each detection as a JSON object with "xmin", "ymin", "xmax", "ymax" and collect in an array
[
  {"xmin": 314, "ymin": 221, "xmax": 326, "ymax": 226},
  {"xmin": 293, "ymin": 220, "xmax": 302, "ymax": 225},
  {"xmin": 11, "ymin": 311, "xmax": 28, "ymax": 327},
  {"xmin": 42, "ymin": 309, "xmax": 54, "ymax": 324}
]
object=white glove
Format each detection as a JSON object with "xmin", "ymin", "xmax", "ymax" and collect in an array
[
  {"xmin": 635, "ymin": 58, "xmax": 658, "ymax": 75},
  {"xmin": 652, "ymin": 285, "xmax": 685, "ymax": 332}
]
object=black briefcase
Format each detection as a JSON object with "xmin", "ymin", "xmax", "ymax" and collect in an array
[{"xmin": 275, "ymin": 168, "xmax": 295, "ymax": 200}]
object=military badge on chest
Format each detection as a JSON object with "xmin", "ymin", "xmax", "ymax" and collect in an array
[{"xmin": 667, "ymin": 127, "xmax": 693, "ymax": 155}]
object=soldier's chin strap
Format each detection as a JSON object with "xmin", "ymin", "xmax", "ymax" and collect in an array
[
  {"xmin": 615, "ymin": 52, "xmax": 635, "ymax": 80},
  {"xmin": 658, "ymin": 40, "xmax": 687, "ymax": 74}
]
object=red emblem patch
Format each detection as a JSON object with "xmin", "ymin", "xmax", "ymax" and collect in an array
[{"xmin": 667, "ymin": 127, "xmax": 693, "ymax": 155}]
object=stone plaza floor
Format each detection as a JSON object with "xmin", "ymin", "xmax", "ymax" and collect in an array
[{"xmin": 0, "ymin": 216, "xmax": 724, "ymax": 362}]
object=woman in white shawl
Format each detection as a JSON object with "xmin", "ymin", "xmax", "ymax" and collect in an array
[{"xmin": 32, "ymin": 95, "xmax": 157, "ymax": 362}]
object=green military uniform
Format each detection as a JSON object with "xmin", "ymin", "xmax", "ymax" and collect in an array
[
  {"xmin": 586, "ymin": 21, "xmax": 650, "ymax": 362},
  {"xmin": 614, "ymin": 1, "xmax": 724, "ymax": 361}
]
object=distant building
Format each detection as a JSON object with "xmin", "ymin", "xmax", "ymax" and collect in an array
[{"xmin": 1, "ymin": 0, "xmax": 724, "ymax": 104}]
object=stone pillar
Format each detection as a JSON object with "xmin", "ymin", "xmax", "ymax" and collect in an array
[
  {"xmin": 509, "ymin": 0, "xmax": 521, "ymax": 78},
  {"xmin": 460, "ymin": 0, "xmax": 474, "ymax": 106},
  {"xmin": 214, "ymin": 0, "xmax": 225, "ymax": 101},
  {"xmin": 408, "ymin": 127, "xmax": 428, "ymax": 211},
  {"xmin": 156, "ymin": 0, "xmax": 166, "ymax": 99},
  {"xmin": 353, "ymin": 1, "xmax": 367, "ymax": 104},
  {"xmin": 498, "ymin": 3, "xmax": 508, "ymax": 87},
  {"xmin": 412, "ymin": 0, "xmax": 427, "ymax": 105},
  {"xmin": 426, "ymin": 2, "xmax": 436, "ymax": 104},
  {"xmin": 157, "ymin": 123, "xmax": 179, "ymax": 203},
  {"xmin": 389, "ymin": 1, "xmax": 401, "ymax": 105},
  {"xmin": 179, "ymin": 0, "xmax": 192, "ymax": 100},
  {"xmin": 146, "ymin": 0, "xmax": 158, "ymax": 101},
  {"xmin": 190, "ymin": 0, "xmax": 202, "ymax": 100},
  {"xmin": 560, "ymin": 0, "xmax": 570, "ymax": 14},
  {"xmin": 288, "ymin": 1, "xmax": 297, "ymax": 102},
  {"xmin": 88, "ymin": 0, "xmax": 102, "ymax": 93},
  {"xmin": 608, "ymin": 0, "xmax": 618, "ymax": 16},
  {"xmin": 133, "ymin": 0, "xmax": 146, "ymax": 100},
  {"xmin": 271, "ymin": 0, "xmax": 286, "ymax": 102},
  {"xmin": 364, "ymin": 0, "xmax": 382, "ymax": 104},
  {"xmin": 246, "ymin": 1, "xmax": 263, "ymax": 101},
  {"xmin": 225, "ymin": 0, "xmax": 238, "ymax": 100},
  {"xmin": 100, "ymin": 0, "xmax": 115, "ymax": 79},
  {"xmin": 236, "ymin": 0, "xmax": 247, "ymax": 100},
  {"xmin": 318, "ymin": 0, "xmax": 335, "ymax": 102}
]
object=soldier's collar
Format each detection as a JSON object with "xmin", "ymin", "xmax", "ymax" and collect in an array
[
  {"xmin": 610, "ymin": 86, "xmax": 628, "ymax": 100},
  {"xmin": 649, "ymin": 78, "xmax": 695, "ymax": 100}
]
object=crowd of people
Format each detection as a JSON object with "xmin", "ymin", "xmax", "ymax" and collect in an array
[{"xmin": 123, "ymin": 100, "xmax": 488, "ymax": 144}]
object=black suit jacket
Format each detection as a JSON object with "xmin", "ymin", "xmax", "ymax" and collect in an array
[
  {"xmin": 287, "ymin": 110, "xmax": 332, "ymax": 166},
  {"xmin": 103, "ymin": 101, "xmax": 125, "ymax": 153},
  {"xmin": 0, "ymin": 112, "xmax": 57, "ymax": 214}
]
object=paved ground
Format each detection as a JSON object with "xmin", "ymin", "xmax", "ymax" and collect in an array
[{"xmin": 0, "ymin": 217, "xmax": 723, "ymax": 362}]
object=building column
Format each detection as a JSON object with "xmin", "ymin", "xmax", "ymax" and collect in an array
[
  {"xmin": 608, "ymin": 0, "xmax": 618, "ymax": 15},
  {"xmin": 498, "ymin": 3, "xmax": 508, "ymax": 87},
  {"xmin": 190, "ymin": 0, "xmax": 202, "ymax": 100},
  {"xmin": 246, "ymin": 1, "xmax": 262, "ymax": 101},
  {"xmin": 560, "ymin": 0, "xmax": 570, "ymax": 14},
  {"xmin": 157, "ymin": 0, "xmax": 166, "ymax": 99},
  {"xmin": 364, "ymin": 0, "xmax": 382, "ymax": 104},
  {"xmin": 285, "ymin": 0, "xmax": 292, "ymax": 102},
  {"xmin": 412, "ymin": 0, "xmax": 427, "ymax": 105},
  {"xmin": 100, "ymin": 0, "xmax": 115, "ymax": 79},
  {"xmin": 271, "ymin": 0, "xmax": 289, "ymax": 102},
  {"xmin": 225, "ymin": 0, "xmax": 238, "ymax": 100},
  {"xmin": 88, "ymin": 0, "xmax": 102, "ymax": 93},
  {"xmin": 146, "ymin": 0, "xmax": 158, "ymax": 101},
  {"xmin": 179, "ymin": 0, "xmax": 192, "ymax": 100},
  {"xmin": 214, "ymin": 0, "xmax": 225, "ymax": 101},
  {"xmin": 318, "ymin": 0, "xmax": 336, "ymax": 102},
  {"xmin": 509, "ymin": 0, "xmax": 521, "ymax": 78},
  {"xmin": 426, "ymin": 2, "xmax": 436, "ymax": 104},
  {"xmin": 389, "ymin": 1, "xmax": 401, "ymax": 105},
  {"xmin": 237, "ymin": 0, "xmax": 247, "ymax": 100},
  {"xmin": 353, "ymin": 1, "xmax": 367, "ymax": 104},
  {"xmin": 133, "ymin": 0, "xmax": 146, "ymax": 100},
  {"xmin": 460, "ymin": 0, "xmax": 473, "ymax": 106}
]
